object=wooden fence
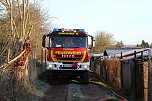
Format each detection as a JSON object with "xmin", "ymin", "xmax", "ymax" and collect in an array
[{"xmin": 90, "ymin": 56, "xmax": 150, "ymax": 101}]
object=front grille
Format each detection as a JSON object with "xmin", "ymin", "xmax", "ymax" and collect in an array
[
  {"xmin": 57, "ymin": 58, "xmax": 81, "ymax": 60},
  {"xmin": 63, "ymin": 62, "xmax": 74, "ymax": 64},
  {"xmin": 56, "ymin": 55, "xmax": 81, "ymax": 61}
]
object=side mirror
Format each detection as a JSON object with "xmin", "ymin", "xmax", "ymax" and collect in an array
[
  {"xmin": 88, "ymin": 45, "xmax": 92, "ymax": 49},
  {"xmin": 42, "ymin": 35, "xmax": 46, "ymax": 47},
  {"xmin": 88, "ymin": 35, "xmax": 95, "ymax": 49},
  {"xmin": 92, "ymin": 38, "xmax": 95, "ymax": 48}
]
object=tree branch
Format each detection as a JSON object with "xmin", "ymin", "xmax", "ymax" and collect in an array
[
  {"xmin": 17, "ymin": 0, "xmax": 22, "ymax": 20},
  {"xmin": 24, "ymin": 0, "xmax": 30, "ymax": 38}
]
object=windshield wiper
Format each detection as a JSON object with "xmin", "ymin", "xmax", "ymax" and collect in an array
[{"xmin": 69, "ymin": 47, "xmax": 83, "ymax": 48}]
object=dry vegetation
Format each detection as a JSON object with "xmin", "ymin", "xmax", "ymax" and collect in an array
[{"xmin": 0, "ymin": 0, "xmax": 51, "ymax": 100}]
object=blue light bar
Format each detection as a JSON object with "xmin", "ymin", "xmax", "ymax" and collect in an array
[
  {"xmin": 53, "ymin": 28, "xmax": 60, "ymax": 32},
  {"xmin": 79, "ymin": 29, "xmax": 85, "ymax": 32},
  {"xmin": 53, "ymin": 28, "xmax": 85, "ymax": 32}
]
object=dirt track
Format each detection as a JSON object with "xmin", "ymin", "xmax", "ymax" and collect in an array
[
  {"xmin": 40, "ymin": 72, "xmax": 120, "ymax": 101},
  {"xmin": 41, "ymin": 83, "xmax": 118, "ymax": 101}
]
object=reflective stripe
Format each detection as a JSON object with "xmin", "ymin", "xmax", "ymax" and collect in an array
[{"xmin": 51, "ymin": 51, "xmax": 86, "ymax": 62}]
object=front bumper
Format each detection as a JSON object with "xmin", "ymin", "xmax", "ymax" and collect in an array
[{"xmin": 46, "ymin": 61, "xmax": 90, "ymax": 70}]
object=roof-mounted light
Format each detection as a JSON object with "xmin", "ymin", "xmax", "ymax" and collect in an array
[
  {"xmin": 78, "ymin": 29, "xmax": 85, "ymax": 32},
  {"xmin": 53, "ymin": 28, "xmax": 85, "ymax": 33},
  {"xmin": 53, "ymin": 28, "xmax": 61, "ymax": 32}
]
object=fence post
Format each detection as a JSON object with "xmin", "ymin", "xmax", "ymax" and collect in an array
[
  {"xmin": 148, "ymin": 49, "xmax": 152, "ymax": 101},
  {"xmin": 141, "ymin": 52, "xmax": 144, "ymax": 101},
  {"xmin": 134, "ymin": 51, "xmax": 139, "ymax": 100},
  {"xmin": 134, "ymin": 51, "xmax": 136, "ymax": 101},
  {"xmin": 120, "ymin": 52, "xmax": 123, "ymax": 91}
]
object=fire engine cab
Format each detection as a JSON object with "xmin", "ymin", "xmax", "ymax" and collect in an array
[{"xmin": 42, "ymin": 28, "xmax": 95, "ymax": 84}]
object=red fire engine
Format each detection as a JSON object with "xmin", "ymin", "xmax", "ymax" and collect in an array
[{"xmin": 42, "ymin": 28, "xmax": 95, "ymax": 84}]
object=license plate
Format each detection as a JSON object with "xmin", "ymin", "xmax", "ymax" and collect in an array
[{"xmin": 63, "ymin": 64, "xmax": 72, "ymax": 67}]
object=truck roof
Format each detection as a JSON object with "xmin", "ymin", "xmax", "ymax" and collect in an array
[{"xmin": 49, "ymin": 28, "xmax": 88, "ymax": 36}]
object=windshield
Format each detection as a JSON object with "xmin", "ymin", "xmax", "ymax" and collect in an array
[{"xmin": 50, "ymin": 36, "xmax": 87, "ymax": 48}]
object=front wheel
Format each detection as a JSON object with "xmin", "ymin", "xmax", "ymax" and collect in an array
[
  {"xmin": 82, "ymin": 71, "xmax": 89, "ymax": 84},
  {"xmin": 47, "ymin": 71, "xmax": 54, "ymax": 85}
]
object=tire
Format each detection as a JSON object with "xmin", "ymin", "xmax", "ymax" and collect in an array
[
  {"xmin": 82, "ymin": 71, "xmax": 89, "ymax": 84},
  {"xmin": 47, "ymin": 71, "xmax": 54, "ymax": 85}
]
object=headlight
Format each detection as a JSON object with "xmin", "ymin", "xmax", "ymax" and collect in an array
[
  {"xmin": 81, "ymin": 65, "xmax": 89, "ymax": 70},
  {"xmin": 47, "ymin": 64, "xmax": 56, "ymax": 69}
]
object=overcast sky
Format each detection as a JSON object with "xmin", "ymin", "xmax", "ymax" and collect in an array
[{"xmin": 39, "ymin": 0, "xmax": 152, "ymax": 45}]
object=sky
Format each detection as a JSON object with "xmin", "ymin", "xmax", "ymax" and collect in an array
[{"xmin": 39, "ymin": 0, "xmax": 152, "ymax": 45}]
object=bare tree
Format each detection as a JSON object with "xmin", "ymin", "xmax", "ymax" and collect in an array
[
  {"xmin": 0, "ymin": 0, "xmax": 50, "ymax": 63},
  {"xmin": 93, "ymin": 31, "xmax": 115, "ymax": 52},
  {"xmin": 0, "ymin": 1, "xmax": 51, "ymax": 100},
  {"xmin": 0, "ymin": 0, "xmax": 31, "ymax": 63},
  {"xmin": 115, "ymin": 41, "xmax": 124, "ymax": 48}
]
